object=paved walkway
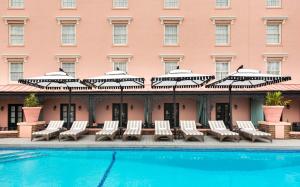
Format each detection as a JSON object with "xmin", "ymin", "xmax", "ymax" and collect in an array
[{"xmin": 1, "ymin": 135, "xmax": 300, "ymax": 149}]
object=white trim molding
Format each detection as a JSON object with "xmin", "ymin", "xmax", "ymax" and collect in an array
[
  {"xmin": 55, "ymin": 54, "xmax": 81, "ymax": 63},
  {"xmin": 262, "ymin": 16, "xmax": 288, "ymax": 24},
  {"xmin": 160, "ymin": 16, "xmax": 184, "ymax": 24},
  {"xmin": 2, "ymin": 16, "xmax": 29, "ymax": 24},
  {"xmin": 263, "ymin": 53, "xmax": 288, "ymax": 62},
  {"xmin": 107, "ymin": 16, "xmax": 133, "ymax": 24},
  {"xmin": 160, "ymin": 54, "xmax": 184, "ymax": 62},
  {"xmin": 2, "ymin": 54, "xmax": 29, "ymax": 63},
  {"xmin": 107, "ymin": 54, "xmax": 133, "ymax": 62},
  {"xmin": 210, "ymin": 16, "xmax": 236, "ymax": 24},
  {"xmin": 210, "ymin": 53, "xmax": 236, "ymax": 61},
  {"xmin": 56, "ymin": 16, "xmax": 81, "ymax": 24}
]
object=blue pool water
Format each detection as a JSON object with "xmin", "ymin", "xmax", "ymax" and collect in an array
[{"xmin": 1, "ymin": 149, "xmax": 300, "ymax": 187}]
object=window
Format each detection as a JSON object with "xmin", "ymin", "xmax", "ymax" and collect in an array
[
  {"xmin": 113, "ymin": 24, "xmax": 127, "ymax": 45},
  {"xmin": 61, "ymin": 24, "xmax": 76, "ymax": 45},
  {"xmin": 9, "ymin": 24, "xmax": 24, "ymax": 46},
  {"xmin": 113, "ymin": 0, "xmax": 128, "ymax": 8},
  {"xmin": 164, "ymin": 25, "xmax": 178, "ymax": 45},
  {"xmin": 266, "ymin": 0, "xmax": 281, "ymax": 8},
  {"xmin": 61, "ymin": 62, "xmax": 75, "ymax": 77},
  {"xmin": 164, "ymin": 0, "xmax": 179, "ymax": 9},
  {"xmin": 216, "ymin": 61, "xmax": 229, "ymax": 80},
  {"xmin": 266, "ymin": 23, "xmax": 281, "ymax": 44},
  {"xmin": 113, "ymin": 61, "xmax": 127, "ymax": 72},
  {"xmin": 216, "ymin": 0, "xmax": 230, "ymax": 8},
  {"xmin": 164, "ymin": 61, "xmax": 177, "ymax": 74},
  {"xmin": 9, "ymin": 0, "xmax": 24, "ymax": 8},
  {"xmin": 216, "ymin": 24, "xmax": 229, "ymax": 45},
  {"xmin": 267, "ymin": 59, "xmax": 281, "ymax": 75},
  {"xmin": 10, "ymin": 62, "xmax": 23, "ymax": 82},
  {"xmin": 61, "ymin": 0, "xmax": 76, "ymax": 8}
]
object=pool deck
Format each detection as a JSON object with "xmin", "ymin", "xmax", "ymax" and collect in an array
[{"xmin": 1, "ymin": 135, "xmax": 300, "ymax": 150}]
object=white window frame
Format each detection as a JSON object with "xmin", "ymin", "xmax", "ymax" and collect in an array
[
  {"xmin": 9, "ymin": 61, "xmax": 24, "ymax": 83},
  {"xmin": 215, "ymin": 0, "xmax": 230, "ymax": 9},
  {"xmin": 215, "ymin": 60, "xmax": 230, "ymax": 80},
  {"xmin": 164, "ymin": 61, "xmax": 178, "ymax": 74},
  {"xmin": 164, "ymin": 0, "xmax": 179, "ymax": 9},
  {"xmin": 9, "ymin": 0, "xmax": 24, "ymax": 9},
  {"xmin": 112, "ymin": 0, "xmax": 128, "ymax": 9},
  {"xmin": 266, "ymin": 23, "xmax": 282, "ymax": 45},
  {"xmin": 61, "ymin": 24, "xmax": 77, "ymax": 46},
  {"xmin": 113, "ymin": 61, "xmax": 128, "ymax": 72},
  {"xmin": 61, "ymin": 62, "xmax": 76, "ymax": 77},
  {"xmin": 215, "ymin": 24, "xmax": 230, "ymax": 46},
  {"xmin": 61, "ymin": 0, "xmax": 77, "ymax": 9},
  {"xmin": 112, "ymin": 24, "xmax": 128, "ymax": 46},
  {"xmin": 266, "ymin": 0, "xmax": 282, "ymax": 8},
  {"xmin": 164, "ymin": 24, "xmax": 179, "ymax": 46},
  {"xmin": 9, "ymin": 24, "xmax": 24, "ymax": 46},
  {"xmin": 266, "ymin": 58, "xmax": 282, "ymax": 75}
]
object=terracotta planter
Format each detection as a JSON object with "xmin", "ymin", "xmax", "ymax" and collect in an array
[
  {"xmin": 22, "ymin": 107, "xmax": 42, "ymax": 122},
  {"xmin": 263, "ymin": 105, "xmax": 284, "ymax": 123}
]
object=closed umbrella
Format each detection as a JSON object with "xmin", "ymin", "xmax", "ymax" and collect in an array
[
  {"xmin": 18, "ymin": 69, "xmax": 90, "ymax": 129},
  {"xmin": 151, "ymin": 68, "xmax": 215, "ymax": 127},
  {"xmin": 83, "ymin": 70, "xmax": 144, "ymax": 127},
  {"xmin": 206, "ymin": 65, "xmax": 291, "ymax": 130}
]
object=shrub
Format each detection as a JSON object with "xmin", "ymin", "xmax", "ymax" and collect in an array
[
  {"xmin": 265, "ymin": 91, "xmax": 291, "ymax": 106},
  {"xmin": 24, "ymin": 93, "xmax": 40, "ymax": 107}
]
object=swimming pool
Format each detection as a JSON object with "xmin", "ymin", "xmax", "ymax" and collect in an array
[{"xmin": 1, "ymin": 149, "xmax": 300, "ymax": 187}]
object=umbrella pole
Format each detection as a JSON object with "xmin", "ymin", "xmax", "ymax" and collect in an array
[
  {"xmin": 120, "ymin": 87, "xmax": 124, "ymax": 128},
  {"xmin": 229, "ymin": 85, "xmax": 232, "ymax": 131},
  {"xmin": 173, "ymin": 86, "xmax": 177, "ymax": 128},
  {"xmin": 68, "ymin": 88, "xmax": 72, "ymax": 129}
]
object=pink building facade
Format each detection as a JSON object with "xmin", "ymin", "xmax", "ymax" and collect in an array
[{"xmin": 0, "ymin": 0, "xmax": 300, "ymax": 130}]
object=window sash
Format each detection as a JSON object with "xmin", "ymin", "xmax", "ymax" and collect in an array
[
  {"xmin": 216, "ymin": 62, "xmax": 229, "ymax": 80},
  {"xmin": 113, "ymin": 25, "xmax": 127, "ymax": 45},
  {"xmin": 9, "ymin": 24, "xmax": 24, "ymax": 45},
  {"xmin": 164, "ymin": 0, "xmax": 179, "ymax": 8},
  {"xmin": 216, "ymin": 0, "xmax": 229, "ymax": 8},
  {"xmin": 62, "ymin": 0, "xmax": 76, "ymax": 8},
  {"xmin": 266, "ymin": 24, "xmax": 280, "ymax": 44},
  {"xmin": 164, "ymin": 25, "xmax": 178, "ymax": 45},
  {"xmin": 267, "ymin": 60, "xmax": 281, "ymax": 75},
  {"xmin": 113, "ymin": 62, "xmax": 127, "ymax": 72},
  {"xmin": 164, "ymin": 62, "xmax": 178, "ymax": 74},
  {"xmin": 61, "ymin": 63, "xmax": 76, "ymax": 77},
  {"xmin": 113, "ymin": 0, "xmax": 128, "ymax": 8},
  {"xmin": 10, "ymin": 0, "xmax": 24, "ymax": 8},
  {"xmin": 216, "ymin": 25, "xmax": 229, "ymax": 45},
  {"xmin": 61, "ymin": 24, "xmax": 76, "ymax": 45},
  {"xmin": 266, "ymin": 0, "xmax": 281, "ymax": 8},
  {"xmin": 10, "ymin": 62, "xmax": 23, "ymax": 81}
]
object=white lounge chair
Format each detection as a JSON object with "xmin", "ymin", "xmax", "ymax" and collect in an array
[
  {"xmin": 236, "ymin": 121, "xmax": 272, "ymax": 142},
  {"xmin": 95, "ymin": 121, "xmax": 119, "ymax": 141},
  {"xmin": 154, "ymin": 120, "xmax": 173, "ymax": 141},
  {"xmin": 59, "ymin": 121, "xmax": 88, "ymax": 141},
  {"xmin": 31, "ymin": 120, "xmax": 64, "ymax": 141},
  {"xmin": 180, "ymin": 120, "xmax": 204, "ymax": 141},
  {"xmin": 123, "ymin": 120, "xmax": 142, "ymax": 140},
  {"xmin": 208, "ymin": 120, "xmax": 240, "ymax": 142}
]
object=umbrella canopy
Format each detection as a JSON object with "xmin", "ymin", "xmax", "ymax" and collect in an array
[
  {"xmin": 151, "ymin": 69, "xmax": 215, "ymax": 127},
  {"xmin": 83, "ymin": 70, "xmax": 144, "ymax": 127},
  {"xmin": 19, "ymin": 69, "xmax": 90, "ymax": 129},
  {"xmin": 206, "ymin": 67, "xmax": 292, "ymax": 130}
]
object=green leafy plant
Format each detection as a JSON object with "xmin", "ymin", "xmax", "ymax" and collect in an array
[
  {"xmin": 24, "ymin": 93, "xmax": 40, "ymax": 107},
  {"xmin": 265, "ymin": 91, "xmax": 291, "ymax": 106}
]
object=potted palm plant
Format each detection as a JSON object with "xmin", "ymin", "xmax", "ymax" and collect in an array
[
  {"xmin": 22, "ymin": 93, "xmax": 42, "ymax": 122},
  {"xmin": 263, "ymin": 91, "xmax": 291, "ymax": 123}
]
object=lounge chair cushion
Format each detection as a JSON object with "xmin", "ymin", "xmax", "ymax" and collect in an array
[
  {"xmin": 208, "ymin": 121, "xmax": 227, "ymax": 130},
  {"xmin": 60, "ymin": 130, "xmax": 85, "ymax": 136},
  {"xmin": 212, "ymin": 129, "xmax": 239, "ymax": 136},
  {"xmin": 180, "ymin": 121, "xmax": 203, "ymax": 136},
  {"xmin": 181, "ymin": 129, "xmax": 203, "ymax": 136},
  {"xmin": 123, "ymin": 120, "xmax": 142, "ymax": 135},
  {"xmin": 236, "ymin": 121, "xmax": 256, "ymax": 131},
  {"xmin": 241, "ymin": 129, "xmax": 271, "ymax": 136},
  {"xmin": 96, "ymin": 129, "xmax": 118, "ymax": 135},
  {"xmin": 96, "ymin": 121, "xmax": 119, "ymax": 135},
  {"xmin": 155, "ymin": 121, "xmax": 172, "ymax": 135},
  {"xmin": 32, "ymin": 129, "xmax": 59, "ymax": 135}
]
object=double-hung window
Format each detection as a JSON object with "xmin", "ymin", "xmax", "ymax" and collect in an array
[
  {"xmin": 267, "ymin": 58, "xmax": 281, "ymax": 75},
  {"xmin": 10, "ymin": 61, "xmax": 23, "ymax": 82},
  {"xmin": 61, "ymin": 0, "xmax": 76, "ymax": 9},
  {"xmin": 9, "ymin": 24, "xmax": 24, "ymax": 46},
  {"xmin": 266, "ymin": 23, "xmax": 281, "ymax": 45},
  {"xmin": 113, "ymin": 24, "xmax": 127, "ymax": 45},
  {"xmin": 113, "ymin": 0, "xmax": 128, "ymax": 8},
  {"xmin": 266, "ymin": 0, "xmax": 281, "ymax": 8},
  {"xmin": 9, "ymin": 0, "xmax": 24, "ymax": 8},
  {"xmin": 216, "ymin": 0, "xmax": 230, "ymax": 8},
  {"xmin": 164, "ymin": 25, "xmax": 178, "ymax": 45},
  {"xmin": 164, "ymin": 0, "xmax": 179, "ymax": 9},
  {"xmin": 113, "ymin": 61, "xmax": 127, "ymax": 72},
  {"xmin": 164, "ymin": 61, "xmax": 178, "ymax": 74},
  {"xmin": 61, "ymin": 24, "xmax": 76, "ymax": 45},
  {"xmin": 215, "ymin": 24, "xmax": 229, "ymax": 45},
  {"xmin": 216, "ymin": 61, "xmax": 229, "ymax": 80},
  {"xmin": 61, "ymin": 62, "xmax": 76, "ymax": 77}
]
